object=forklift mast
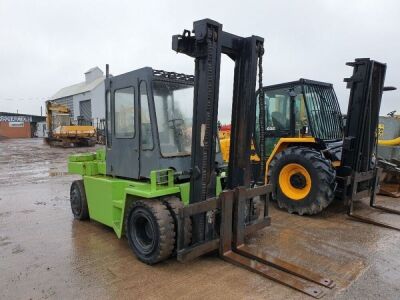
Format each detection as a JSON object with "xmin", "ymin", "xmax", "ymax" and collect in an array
[
  {"xmin": 171, "ymin": 20, "xmax": 336, "ymax": 298},
  {"xmin": 341, "ymin": 58, "xmax": 387, "ymax": 174},
  {"xmin": 173, "ymin": 19, "xmax": 264, "ymax": 242},
  {"xmin": 339, "ymin": 58, "xmax": 400, "ymax": 230}
]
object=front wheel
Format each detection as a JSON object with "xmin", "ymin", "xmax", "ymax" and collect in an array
[
  {"xmin": 268, "ymin": 147, "xmax": 336, "ymax": 215},
  {"xmin": 125, "ymin": 200, "xmax": 175, "ymax": 265}
]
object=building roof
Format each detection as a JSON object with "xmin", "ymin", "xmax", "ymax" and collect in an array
[
  {"xmin": 85, "ymin": 66, "xmax": 100, "ymax": 74},
  {"xmin": 49, "ymin": 76, "xmax": 104, "ymax": 100},
  {"xmin": 0, "ymin": 112, "xmax": 46, "ymax": 122}
]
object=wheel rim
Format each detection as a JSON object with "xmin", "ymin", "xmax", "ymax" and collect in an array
[
  {"xmin": 279, "ymin": 163, "xmax": 311, "ymax": 200},
  {"xmin": 70, "ymin": 186, "xmax": 82, "ymax": 215},
  {"xmin": 131, "ymin": 210, "xmax": 156, "ymax": 255}
]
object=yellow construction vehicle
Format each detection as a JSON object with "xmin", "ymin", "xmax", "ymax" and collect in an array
[
  {"xmin": 220, "ymin": 61, "xmax": 400, "ymax": 230},
  {"xmin": 45, "ymin": 101, "xmax": 96, "ymax": 147},
  {"xmin": 218, "ymin": 124, "xmax": 231, "ymax": 162},
  {"xmin": 249, "ymin": 60, "xmax": 400, "ymax": 231},
  {"xmin": 219, "ymin": 123, "xmax": 260, "ymax": 183}
]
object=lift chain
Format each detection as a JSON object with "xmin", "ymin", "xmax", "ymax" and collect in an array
[
  {"xmin": 257, "ymin": 42, "xmax": 266, "ymax": 184},
  {"xmin": 194, "ymin": 26, "xmax": 218, "ymax": 241},
  {"xmin": 200, "ymin": 26, "xmax": 217, "ymax": 202}
]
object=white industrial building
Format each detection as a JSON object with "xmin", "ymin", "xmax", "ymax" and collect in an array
[{"xmin": 48, "ymin": 67, "xmax": 105, "ymax": 125}]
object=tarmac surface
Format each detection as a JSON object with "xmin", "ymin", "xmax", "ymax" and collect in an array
[{"xmin": 1, "ymin": 138, "xmax": 400, "ymax": 300}]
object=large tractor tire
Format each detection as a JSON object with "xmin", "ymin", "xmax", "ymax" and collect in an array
[
  {"xmin": 268, "ymin": 147, "xmax": 336, "ymax": 215},
  {"xmin": 70, "ymin": 180, "xmax": 89, "ymax": 220},
  {"xmin": 163, "ymin": 196, "xmax": 192, "ymax": 252},
  {"xmin": 125, "ymin": 199, "xmax": 175, "ymax": 265}
]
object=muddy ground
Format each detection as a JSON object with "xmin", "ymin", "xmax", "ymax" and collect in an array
[{"xmin": 1, "ymin": 138, "xmax": 400, "ymax": 299}]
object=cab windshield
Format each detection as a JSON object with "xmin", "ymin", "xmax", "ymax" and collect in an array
[
  {"xmin": 153, "ymin": 80, "xmax": 194, "ymax": 157},
  {"xmin": 254, "ymin": 82, "xmax": 343, "ymax": 153}
]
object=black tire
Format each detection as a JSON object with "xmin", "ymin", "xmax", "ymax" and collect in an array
[
  {"xmin": 163, "ymin": 196, "xmax": 192, "ymax": 252},
  {"xmin": 268, "ymin": 147, "xmax": 336, "ymax": 215},
  {"xmin": 125, "ymin": 200, "xmax": 175, "ymax": 265},
  {"xmin": 70, "ymin": 180, "xmax": 89, "ymax": 220}
]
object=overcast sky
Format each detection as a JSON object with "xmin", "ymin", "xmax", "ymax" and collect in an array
[{"xmin": 0, "ymin": 0, "xmax": 399, "ymax": 122}]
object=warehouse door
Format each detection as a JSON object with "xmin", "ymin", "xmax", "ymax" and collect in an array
[{"xmin": 79, "ymin": 100, "xmax": 92, "ymax": 123}]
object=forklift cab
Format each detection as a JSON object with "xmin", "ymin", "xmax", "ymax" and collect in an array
[
  {"xmin": 255, "ymin": 79, "xmax": 344, "ymax": 156},
  {"xmin": 105, "ymin": 67, "xmax": 223, "ymax": 180}
]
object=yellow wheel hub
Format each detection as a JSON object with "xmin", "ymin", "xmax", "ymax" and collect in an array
[{"xmin": 278, "ymin": 163, "xmax": 311, "ymax": 200}]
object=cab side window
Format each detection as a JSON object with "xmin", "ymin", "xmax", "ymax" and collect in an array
[
  {"xmin": 114, "ymin": 87, "xmax": 135, "ymax": 138},
  {"xmin": 140, "ymin": 81, "xmax": 153, "ymax": 149}
]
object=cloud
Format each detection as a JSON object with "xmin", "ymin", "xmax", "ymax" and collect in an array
[{"xmin": 0, "ymin": 0, "xmax": 398, "ymax": 119}]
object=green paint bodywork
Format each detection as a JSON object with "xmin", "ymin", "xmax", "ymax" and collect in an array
[{"xmin": 68, "ymin": 148, "xmax": 222, "ymax": 238}]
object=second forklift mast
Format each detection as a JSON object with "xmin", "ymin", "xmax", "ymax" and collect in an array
[
  {"xmin": 173, "ymin": 19, "xmax": 264, "ymax": 243},
  {"xmin": 337, "ymin": 58, "xmax": 400, "ymax": 230}
]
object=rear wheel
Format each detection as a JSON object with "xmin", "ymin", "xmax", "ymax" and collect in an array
[
  {"xmin": 268, "ymin": 147, "xmax": 336, "ymax": 215},
  {"xmin": 125, "ymin": 200, "xmax": 175, "ymax": 264},
  {"xmin": 70, "ymin": 180, "xmax": 89, "ymax": 220}
]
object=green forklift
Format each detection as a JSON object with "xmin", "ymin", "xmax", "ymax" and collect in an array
[{"xmin": 67, "ymin": 19, "xmax": 336, "ymax": 298}]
